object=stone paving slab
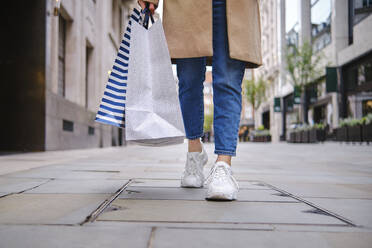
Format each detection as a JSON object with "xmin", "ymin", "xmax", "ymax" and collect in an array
[
  {"xmin": 0, "ymin": 177, "xmax": 49, "ymax": 193},
  {"xmin": 151, "ymin": 227, "xmax": 372, "ymax": 248},
  {"xmin": 130, "ymin": 178, "xmax": 271, "ymax": 190},
  {"xmin": 0, "ymin": 224, "xmax": 151, "ymax": 248},
  {"xmin": 234, "ymin": 173, "xmax": 372, "ymax": 185},
  {"xmin": 268, "ymin": 182, "xmax": 372, "ymax": 199},
  {"xmin": 0, "ymin": 194, "xmax": 109, "ymax": 224},
  {"xmin": 119, "ymin": 186, "xmax": 297, "ymax": 202},
  {"xmin": 87, "ymin": 219, "xmax": 372, "ymax": 233},
  {"xmin": 7, "ymin": 168, "xmax": 120, "ymax": 180},
  {"xmin": 0, "ymin": 147, "xmax": 118, "ymax": 176},
  {"xmin": 97, "ymin": 199, "xmax": 345, "ymax": 225},
  {"xmin": 87, "ymin": 220, "xmax": 276, "ymax": 231},
  {"xmin": 109, "ymin": 171, "xmax": 181, "ymax": 180},
  {"xmin": 24, "ymin": 179, "xmax": 128, "ymax": 194},
  {"xmin": 303, "ymin": 198, "xmax": 372, "ymax": 228}
]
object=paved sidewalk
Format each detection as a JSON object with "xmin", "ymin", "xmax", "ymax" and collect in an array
[{"xmin": 0, "ymin": 142, "xmax": 372, "ymax": 247}]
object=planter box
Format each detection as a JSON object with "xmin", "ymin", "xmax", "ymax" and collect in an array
[
  {"xmin": 309, "ymin": 129, "xmax": 317, "ymax": 143},
  {"xmin": 336, "ymin": 127, "xmax": 348, "ymax": 142},
  {"xmin": 253, "ymin": 135, "xmax": 271, "ymax": 142},
  {"xmin": 348, "ymin": 125, "xmax": 362, "ymax": 143},
  {"xmin": 316, "ymin": 129, "xmax": 326, "ymax": 142},
  {"xmin": 301, "ymin": 130, "xmax": 309, "ymax": 143},
  {"xmin": 295, "ymin": 132, "xmax": 301, "ymax": 143},
  {"xmin": 362, "ymin": 123, "xmax": 372, "ymax": 142},
  {"xmin": 289, "ymin": 132, "xmax": 296, "ymax": 143}
]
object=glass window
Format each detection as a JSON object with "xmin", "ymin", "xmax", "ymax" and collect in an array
[
  {"xmin": 311, "ymin": 0, "xmax": 332, "ymax": 52},
  {"xmin": 363, "ymin": 99, "xmax": 372, "ymax": 115},
  {"xmin": 58, "ymin": 15, "xmax": 66, "ymax": 97},
  {"xmin": 85, "ymin": 46, "xmax": 93, "ymax": 108},
  {"xmin": 344, "ymin": 56, "xmax": 372, "ymax": 91},
  {"xmin": 353, "ymin": 0, "xmax": 372, "ymax": 25}
]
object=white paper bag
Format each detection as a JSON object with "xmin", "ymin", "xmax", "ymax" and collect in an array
[{"xmin": 95, "ymin": 8, "xmax": 185, "ymax": 146}]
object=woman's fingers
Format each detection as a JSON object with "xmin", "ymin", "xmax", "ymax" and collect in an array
[
  {"xmin": 137, "ymin": 0, "xmax": 155, "ymax": 15},
  {"xmin": 149, "ymin": 3, "xmax": 155, "ymax": 14},
  {"xmin": 138, "ymin": 0, "xmax": 146, "ymax": 9}
]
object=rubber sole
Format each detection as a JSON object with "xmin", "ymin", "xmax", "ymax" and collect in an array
[{"xmin": 205, "ymin": 191, "xmax": 237, "ymax": 201}]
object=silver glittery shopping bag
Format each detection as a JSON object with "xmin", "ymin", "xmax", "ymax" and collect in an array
[{"xmin": 95, "ymin": 7, "xmax": 185, "ymax": 146}]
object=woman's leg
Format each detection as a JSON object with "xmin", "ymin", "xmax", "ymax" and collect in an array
[
  {"xmin": 175, "ymin": 57, "xmax": 207, "ymax": 152},
  {"xmin": 212, "ymin": 0, "xmax": 246, "ymax": 164}
]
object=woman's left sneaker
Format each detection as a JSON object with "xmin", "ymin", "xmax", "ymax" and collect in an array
[
  {"xmin": 180, "ymin": 144, "xmax": 208, "ymax": 188},
  {"xmin": 204, "ymin": 161, "xmax": 239, "ymax": 201}
]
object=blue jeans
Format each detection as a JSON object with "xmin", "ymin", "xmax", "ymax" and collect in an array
[{"xmin": 175, "ymin": 0, "xmax": 246, "ymax": 156}]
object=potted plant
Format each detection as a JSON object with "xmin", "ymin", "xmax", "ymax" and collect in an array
[
  {"xmin": 309, "ymin": 125, "xmax": 317, "ymax": 143},
  {"xmin": 347, "ymin": 119, "xmax": 363, "ymax": 143},
  {"xmin": 315, "ymin": 123, "xmax": 326, "ymax": 142},
  {"xmin": 337, "ymin": 119, "xmax": 350, "ymax": 142},
  {"xmin": 252, "ymin": 126, "xmax": 271, "ymax": 142},
  {"xmin": 299, "ymin": 125, "xmax": 310, "ymax": 143},
  {"xmin": 288, "ymin": 129, "xmax": 296, "ymax": 143},
  {"xmin": 295, "ymin": 128, "xmax": 302, "ymax": 143}
]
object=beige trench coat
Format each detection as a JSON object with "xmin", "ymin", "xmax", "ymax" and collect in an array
[{"xmin": 147, "ymin": 0, "xmax": 262, "ymax": 68}]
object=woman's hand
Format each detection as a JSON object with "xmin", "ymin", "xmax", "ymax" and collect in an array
[{"xmin": 138, "ymin": 0, "xmax": 156, "ymax": 15}]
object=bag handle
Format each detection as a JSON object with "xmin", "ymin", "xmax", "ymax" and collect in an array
[{"xmin": 142, "ymin": 2, "xmax": 154, "ymax": 29}]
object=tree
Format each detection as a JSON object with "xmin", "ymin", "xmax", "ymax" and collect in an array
[
  {"xmin": 244, "ymin": 77, "xmax": 266, "ymax": 121},
  {"xmin": 285, "ymin": 41, "xmax": 324, "ymax": 123},
  {"xmin": 204, "ymin": 111, "xmax": 213, "ymax": 132}
]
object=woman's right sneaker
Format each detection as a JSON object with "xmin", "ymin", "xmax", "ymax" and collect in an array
[
  {"xmin": 204, "ymin": 161, "xmax": 239, "ymax": 201},
  {"xmin": 180, "ymin": 143, "xmax": 208, "ymax": 188}
]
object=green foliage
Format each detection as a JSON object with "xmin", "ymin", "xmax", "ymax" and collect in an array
[
  {"xmin": 257, "ymin": 125, "xmax": 265, "ymax": 131},
  {"xmin": 339, "ymin": 114, "xmax": 372, "ymax": 127},
  {"xmin": 361, "ymin": 113, "xmax": 372, "ymax": 125},
  {"xmin": 339, "ymin": 118, "xmax": 363, "ymax": 127},
  {"xmin": 203, "ymin": 112, "xmax": 213, "ymax": 132},
  {"xmin": 285, "ymin": 42, "xmax": 324, "ymax": 91},
  {"xmin": 244, "ymin": 77, "xmax": 266, "ymax": 111},
  {"xmin": 254, "ymin": 129, "xmax": 271, "ymax": 137},
  {"xmin": 313, "ymin": 123, "xmax": 325, "ymax": 129}
]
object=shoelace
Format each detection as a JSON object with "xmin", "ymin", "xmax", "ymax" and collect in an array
[{"xmin": 204, "ymin": 164, "xmax": 239, "ymax": 190}]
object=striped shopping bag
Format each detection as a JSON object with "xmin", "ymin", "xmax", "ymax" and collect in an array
[
  {"xmin": 94, "ymin": 8, "xmax": 142, "ymax": 128},
  {"xmin": 95, "ymin": 7, "xmax": 185, "ymax": 146}
]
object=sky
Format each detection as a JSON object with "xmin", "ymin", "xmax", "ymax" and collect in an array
[
  {"xmin": 286, "ymin": 0, "xmax": 299, "ymax": 32},
  {"xmin": 286, "ymin": 0, "xmax": 331, "ymax": 32}
]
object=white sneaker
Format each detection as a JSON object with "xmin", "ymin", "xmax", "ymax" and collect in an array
[
  {"xmin": 205, "ymin": 161, "xmax": 239, "ymax": 201},
  {"xmin": 180, "ymin": 143, "xmax": 208, "ymax": 188}
]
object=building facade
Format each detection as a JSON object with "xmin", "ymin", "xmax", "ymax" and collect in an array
[
  {"xmin": 0, "ymin": 0, "xmax": 136, "ymax": 151},
  {"xmin": 254, "ymin": 0, "xmax": 284, "ymax": 142},
  {"xmin": 255, "ymin": 0, "xmax": 372, "ymax": 142}
]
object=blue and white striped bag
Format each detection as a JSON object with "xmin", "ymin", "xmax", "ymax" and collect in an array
[
  {"xmin": 94, "ymin": 8, "xmax": 141, "ymax": 129},
  {"xmin": 95, "ymin": 8, "xmax": 185, "ymax": 146}
]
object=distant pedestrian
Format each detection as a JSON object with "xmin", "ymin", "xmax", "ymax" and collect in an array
[{"xmin": 139, "ymin": 0, "xmax": 262, "ymax": 200}]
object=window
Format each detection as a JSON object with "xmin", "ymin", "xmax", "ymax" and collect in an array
[
  {"xmin": 311, "ymin": 0, "xmax": 331, "ymax": 52},
  {"xmin": 355, "ymin": 0, "xmax": 372, "ymax": 11},
  {"xmin": 111, "ymin": 0, "xmax": 119, "ymax": 35},
  {"xmin": 88, "ymin": 126, "xmax": 95, "ymax": 135},
  {"xmin": 352, "ymin": 0, "xmax": 372, "ymax": 26},
  {"xmin": 344, "ymin": 55, "xmax": 372, "ymax": 92},
  {"xmin": 85, "ymin": 45, "xmax": 93, "ymax": 108},
  {"xmin": 63, "ymin": 120, "xmax": 74, "ymax": 132},
  {"xmin": 363, "ymin": 100, "xmax": 372, "ymax": 115},
  {"xmin": 58, "ymin": 15, "xmax": 67, "ymax": 97}
]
